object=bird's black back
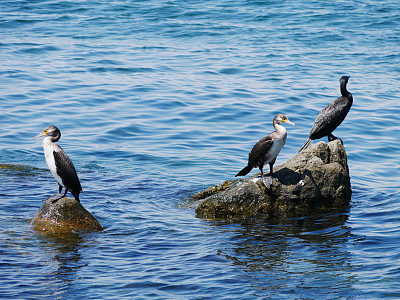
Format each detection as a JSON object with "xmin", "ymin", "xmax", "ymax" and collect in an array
[
  {"xmin": 53, "ymin": 146, "xmax": 82, "ymax": 194},
  {"xmin": 309, "ymin": 93, "xmax": 353, "ymax": 140},
  {"xmin": 309, "ymin": 76, "xmax": 352, "ymax": 140},
  {"xmin": 248, "ymin": 136, "xmax": 273, "ymax": 168}
]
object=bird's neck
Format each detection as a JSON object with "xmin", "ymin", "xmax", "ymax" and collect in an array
[
  {"xmin": 274, "ymin": 123, "xmax": 287, "ymax": 136},
  {"xmin": 43, "ymin": 136, "xmax": 56, "ymax": 148},
  {"xmin": 340, "ymin": 81, "xmax": 349, "ymax": 97}
]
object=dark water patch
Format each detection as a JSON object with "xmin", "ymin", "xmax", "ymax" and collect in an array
[
  {"xmin": 129, "ymin": 85, "xmax": 156, "ymax": 93},
  {"xmin": 219, "ymin": 67, "xmax": 242, "ymax": 75},
  {"xmin": 15, "ymin": 45, "xmax": 61, "ymax": 54},
  {"xmin": 0, "ymin": 19, "xmax": 43, "ymax": 29},
  {"xmin": 4, "ymin": 93, "xmax": 29, "ymax": 100},
  {"xmin": 3, "ymin": 71, "xmax": 42, "ymax": 82},
  {"xmin": 94, "ymin": 59, "xmax": 123, "ymax": 66},
  {"xmin": 72, "ymin": 34, "xmax": 104, "ymax": 40},
  {"xmin": 230, "ymin": 88, "xmax": 257, "ymax": 99},
  {"xmin": 8, "ymin": 42, "xmax": 40, "ymax": 48},
  {"xmin": 88, "ymin": 67, "xmax": 155, "ymax": 74},
  {"xmin": 105, "ymin": 124, "xmax": 150, "ymax": 137},
  {"xmin": 153, "ymin": 99, "xmax": 188, "ymax": 110}
]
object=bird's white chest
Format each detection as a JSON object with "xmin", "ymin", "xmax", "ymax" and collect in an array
[
  {"xmin": 264, "ymin": 132, "xmax": 287, "ymax": 165},
  {"xmin": 43, "ymin": 139, "xmax": 64, "ymax": 187}
]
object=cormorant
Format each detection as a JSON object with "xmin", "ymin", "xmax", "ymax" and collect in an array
[
  {"xmin": 235, "ymin": 114, "xmax": 295, "ymax": 185},
  {"xmin": 33, "ymin": 126, "xmax": 82, "ymax": 203},
  {"xmin": 298, "ymin": 76, "xmax": 353, "ymax": 152}
]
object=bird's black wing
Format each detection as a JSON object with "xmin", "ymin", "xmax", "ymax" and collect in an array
[
  {"xmin": 309, "ymin": 95, "xmax": 352, "ymax": 140},
  {"xmin": 248, "ymin": 135, "xmax": 273, "ymax": 167},
  {"xmin": 53, "ymin": 145, "xmax": 82, "ymax": 193}
]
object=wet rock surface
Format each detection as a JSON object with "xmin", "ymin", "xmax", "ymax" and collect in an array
[
  {"xmin": 190, "ymin": 140, "xmax": 351, "ymax": 219},
  {"xmin": 32, "ymin": 196, "xmax": 103, "ymax": 235}
]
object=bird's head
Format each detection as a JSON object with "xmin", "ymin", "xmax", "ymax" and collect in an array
[
  {"xmin": 275, "ymin": 114, "xmax": 295, "ymax": 126},
  {"xmin": 340, "ymin": 75, "xmax": 350, "ymax": 84},
  {"xmin": 33, "ymin": 126, "xmax": 61, "ymax": 140}
]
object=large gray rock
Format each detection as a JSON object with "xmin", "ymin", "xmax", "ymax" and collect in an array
[
  {"xmin": 32, "ymin": 196, "xmax": 103, "ymax": 236},
  {"xmin": 190, "ymin": 140, "xmax": 351, "ymax": 219}
]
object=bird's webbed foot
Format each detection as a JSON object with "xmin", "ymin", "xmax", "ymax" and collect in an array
[
  {"xmin": 261, "ymin": 172, "xmax": 281, "ymax": 189},
  {"xmin": 328, "ymin": 134, "xmax": 343, "ymax": 145},
  {"xmin": 262, "ymin": 176, "xmax": 273, "ymax": 189},
  {"xmin": 50, "ymin": 188, "xmax": 68, "ymax": 203},
  {"xmin": 50, "ymin": 193, "xmax": 64, "ymax": 203}
]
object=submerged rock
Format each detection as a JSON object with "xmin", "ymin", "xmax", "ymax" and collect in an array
[
  {"xmin": 190, "ymin": 140, "xmax": 351, "ymax": 219},
  {"xmin": 32, "ymin": 197, "xmax": 103, "ymax": 235}
]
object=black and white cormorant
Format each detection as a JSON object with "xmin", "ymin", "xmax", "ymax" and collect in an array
[
  {"xmin": 33, "ymin": 126, "xmax": 82, "ymax": 203},
  {"xmin": 235, "ymin": 114, "xmax": 295, "ymax": 186},
  {"xmin": 298, "ymin": 76, "xmax": 353, "ymax": 152}
]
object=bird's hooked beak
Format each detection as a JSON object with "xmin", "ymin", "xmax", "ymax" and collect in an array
[
  {"xmin": 283, "ymin": 119, "xmax": 295, "ymax": 126},
  {"xmin": 33, "ymin": 130, "xmax": 49, "ymax": 140}
]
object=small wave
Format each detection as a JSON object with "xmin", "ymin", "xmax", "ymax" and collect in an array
[
  {"xmin": 88, "ymin": 67, "xmax": 155, "ymax": 73},
  {"xmin": 15, "ymin": 45, "xmax": 61, "ymax": 54}
]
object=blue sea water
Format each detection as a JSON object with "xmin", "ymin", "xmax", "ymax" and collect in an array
[{"xmin": 1, "ymin": 0, "xmax": 400, "ymax": 298}]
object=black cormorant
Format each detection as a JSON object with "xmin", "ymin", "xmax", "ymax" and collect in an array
[
  {"xmin": 298, "ymin": 76, "xmax": 352, "ymax": 152},
  {"xmin": 33, "ymin": 126, "xmax": 82, "ymax": 203},
  {"xmin": 235, "ymin": 114, "xmax": 295, "ymax": 185}
]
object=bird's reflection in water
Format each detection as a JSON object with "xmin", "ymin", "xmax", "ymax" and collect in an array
[
  {"xmin": 35, "ymin": 232, "xmax": 94, "ymax": 294},
  {"xmin": 213, "ymin": 209, "xmax": 357, "ymax": 296}
]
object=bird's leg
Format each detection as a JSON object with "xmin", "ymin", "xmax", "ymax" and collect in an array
[
  {"xmin": 261, "ymin": 163, "xmax": 274, "ymax": 189},
  {"xmin": 258, "ymin": 167, "xmax": 264, "ymax": 178},
  {"xmin": 328, "ymin": 133, "xmax": 343, "ymax": 144},
  {"xmin": 328, "ymin": 134, "xmax": 337, "ymax": 141},
  {"xmin": 49, "ymin": 185, "xmax": 63, "ymax": 202},
  {"xmin": 268, "ymin": 162, "xmax": 282, "ymax": 181},
  {"xmin": 51, "ymin": 185, "xmax": 67, "ymax": 203},
  {"xmin": 50, "ymin": 193, "xmax": 63, "ymax": 203}
]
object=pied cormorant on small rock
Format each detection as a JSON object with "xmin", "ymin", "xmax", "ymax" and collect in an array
[{"xmin": 34, "ymin": 126, "xmax": 82, "ymax": 203}]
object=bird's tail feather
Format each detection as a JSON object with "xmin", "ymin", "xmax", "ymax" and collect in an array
[
  {"xmin": 235, "ymin": 165, "xmax": 253, "ymax": 177},
  {"xmin": 298, "ymin": 139, "xmax": 312, "ymax": 153}
]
